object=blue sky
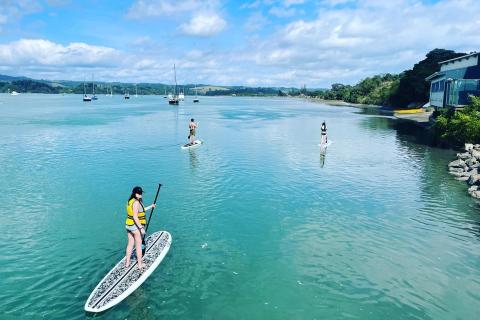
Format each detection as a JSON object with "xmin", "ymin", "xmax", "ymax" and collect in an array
[{"xmin": 0, "ymin": 0, "xmax": 479, "ymax": 87}]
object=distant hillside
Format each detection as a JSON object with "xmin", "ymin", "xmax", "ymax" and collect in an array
[
  {"xmin": 0, "ymin": 74, "xmax": 299, "ymax": 96},
  {"xmin": 0, "ymin": 74, "xmax": 29, "ymax": 82},
  {"xmin": 205, "ymin": 86, "xmax": 283, "ymax": 96},
  {"xmin": 196, "ymin": 86, "xmax": 229, "ymax": 94}
]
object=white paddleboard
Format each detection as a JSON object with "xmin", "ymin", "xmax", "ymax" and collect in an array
[
  {"xmin": 84, "ymin": 231, "xmax": 172, "ymax": 313},
  {"xmin": 181, "ymin": 140, "xmax": 203, "ymax": 149}
]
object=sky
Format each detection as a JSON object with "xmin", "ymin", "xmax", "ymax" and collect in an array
[{"xmin": 0, "ymin": 0, "xmax": 479, "ymax": 87}]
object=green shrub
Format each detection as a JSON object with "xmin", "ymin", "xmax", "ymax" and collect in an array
[{"xmin": 431, "ymin": 96, "xmax": 480, "ymax": 145}]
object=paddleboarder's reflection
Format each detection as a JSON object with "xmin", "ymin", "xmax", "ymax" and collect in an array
[
  {"xmin": 320, "ymin": 145, "xmax": 327, "ymax": 168},
  {"xmin": 189, "ymin": 148, "xmax": 199, "ymax": 170}
]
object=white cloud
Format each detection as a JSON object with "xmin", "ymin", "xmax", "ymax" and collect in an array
[
  {"xmin": 321, "ymin": 0, "xmax": 355, "ymax": 6},
  {"xmin": 240, "ymin": 1, "xmax": 262, "ymax": 9},
  {"xmin": 244, "ymin": 12, "xmax": 270, "ymax": 32},
  {"xmin": 283, "ymin": 0, "xmax": 305, "ymax": 7},
  {"xmin": 0, "ymin": 14, "xmax": 7, "ymax": 25},
  {"xmin": 126, "ymin": 0, "xmax": 219, "ymax": 19},
  {"xmin": 0, "ymin": 39, "xmax": 120, "ymax": 67},
  {"xmin": 0, "ymin": 0, "xmax": 42, "ymax": 28},
  {"xmin": 179, "ymin": 13, "xmax": 227, "ymax": 36},
  {"xmin": 269, "ymin": 6, "xmax": 303, "ymax": 17},
  {"xmin": 242, "ymin": 0, "xmax": 480, "ymax": 86}
]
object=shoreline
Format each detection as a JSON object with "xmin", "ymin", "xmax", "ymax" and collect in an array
[
  {"xmin": 305, "ymin": 97, "xmax": 383, "ymax": 109},
  {"xmin": 307, "ymin": 97, "xmax": 434, "ymax": 126}
]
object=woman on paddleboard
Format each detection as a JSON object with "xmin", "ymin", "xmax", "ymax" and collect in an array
[
  {"xmin": 188, "ymin": 118, "xmax": 197, "ymax": 145},
  {"xmin": 321, "ymin": 121, "xmax": 327, "ymax": 144},
  {"xmin": 125, "ymin": 186, "xmax": 155, "ymax": 269}
]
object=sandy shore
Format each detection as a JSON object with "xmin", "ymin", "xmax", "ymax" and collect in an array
[
  {"xmin": 305, "ymin": 97, "xmax": 434, "ymax": 125},
  {"xmin": 305, "ymin": 97, "xmax": 384, "ymax": 109}
]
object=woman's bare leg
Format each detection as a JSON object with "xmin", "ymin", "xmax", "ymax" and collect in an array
[
  {"xmin": 133, "ymin": 230, "xmax": 145, "ymax": 269},
  {"xmin": 125, "ymin": 231, "xmax": 135, "ymax": 267}
]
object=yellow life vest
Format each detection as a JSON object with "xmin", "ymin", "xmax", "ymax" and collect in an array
[{"xmin": 125, "ymin": 198, "xmax": 146, "ymax": 226}]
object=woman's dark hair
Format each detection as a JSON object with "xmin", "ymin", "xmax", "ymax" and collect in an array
[
  {"xmin": 191, "ymin": 118, "xmax": 194, "ymax": 122},
  {"xmin": 128, "ymin": 193, "xmax": 142, "ymax": 202},
  {"xmin": 128, "ymin": 186, "xmax": 144, "ymax": 208}
]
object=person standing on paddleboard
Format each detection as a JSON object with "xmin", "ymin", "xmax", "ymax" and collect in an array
[
  {"xmin": 188, "ymin": 118, "xmax": 197, "ymax": 145},
  {"xmin": 125, "ymin": 186, "xmax": 155, "ymax": 269},
  {"xmin": 321, "ymin": 121, "xmax": 327, "ymax": 144}
]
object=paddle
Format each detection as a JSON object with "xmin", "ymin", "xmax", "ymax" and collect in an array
[{"xmin": 142, "ymin": 183, "xmax": 162, "ymax": 256}]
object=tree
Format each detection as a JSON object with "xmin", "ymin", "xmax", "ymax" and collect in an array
[{"xmin": 389, "ymin": 49, "xmax": 465, "ymax": 108}]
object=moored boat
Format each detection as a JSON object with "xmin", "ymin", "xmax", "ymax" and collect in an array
[{"xmin": 169, "ymin": 64, "xmax": 179, "ymax": 105}]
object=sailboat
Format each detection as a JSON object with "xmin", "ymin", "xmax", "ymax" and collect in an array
[
  {"xmin": 193, "ymin": 85, "xmax": 199, "ymax": 103},
  {"xmin": 91, "ymin": 75, "xmax": 98, "ymax": 100},
  {"xmin": 163, "ymin": 88, "xmax": 167, "ymax": 98},
  {"xmin": 10, "ymin": 89, "xmax": 19, "ymax": 96},
  {"xmin": 179, "ymin": 87, "xmax": 185, "ymax": 101},
  {"xmin": 83, "ymin": 80, "xmax": 92, "ymax": 102},
  {"xmin": 168, "ymin": 65, "xmax": 179, "ymax": 105},
  {"xmin": 135, "ymin": 84, "xmax": 138, "ymax": 98},
  {"xmin": 124, "ymin": 90, "xmax": 130, "ymax": 99}
]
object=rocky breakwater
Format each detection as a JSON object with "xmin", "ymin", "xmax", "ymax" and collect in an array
[{"xmin": 448, "ymin": 143, "xmax": 480, "ymax": 198}]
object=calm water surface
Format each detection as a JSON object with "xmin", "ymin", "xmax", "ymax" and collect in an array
[{"xmin": 0, "ymin": 94, "xmax": 479, "ymax": 319}]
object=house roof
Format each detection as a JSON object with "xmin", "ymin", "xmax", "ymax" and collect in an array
[
  {"xmin": 439, "ymin": 52, "xmax": 479, "ymax": 65},
  {"xmin": 425, "ymin": 71, "xmax": 445, "ymax": 81}
]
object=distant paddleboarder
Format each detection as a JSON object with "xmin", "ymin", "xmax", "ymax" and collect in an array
[
  {"xmin": 188, "ymin": 118, "xmax": 198, "ymax": 145},
  {"xmin": 321, "ymin": 121, "xmax": 327, "ymax": 145},
  {"xmin": 125, "ymin": 186, "xmax": 156, "ymax": 269}
]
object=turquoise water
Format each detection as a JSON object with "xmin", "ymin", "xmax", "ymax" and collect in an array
[{"xmin": 0, "ymin": 94, "xmax": 479, "ymax": 319}]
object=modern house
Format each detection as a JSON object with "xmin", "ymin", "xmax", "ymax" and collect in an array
[{"xmin": 426, "ymin": 52, "xmax": 480, "ymax": 109}]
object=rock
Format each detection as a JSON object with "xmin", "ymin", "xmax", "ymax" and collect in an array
[
  {"xmin": 457, "ymin": 152, "xmax": 471, "ymax": 160},
  {"xmin": 468, "ymin": 185, "xmax": 479, "ymax": 193},
  {"xmin": 449, "ymin": 167, "xmax": 464, "ymax": 174},
  {"xmin": 461, "ymin": 170, "xmax": 475, "ymax": 177},
  {"xmin": 465, "ymin": 143, "xmax": 474, "ymax": 151},
  {"xmin": 456, "ymin": 176, "xmax": 470, "ymax": 181},
  {"xmin": 466, "ymin": 158, "xmax": 477, "ymax": 166},
  {"xmin": 470, "ymin": 190, "xmax": 480, "ymax": 199},
  {"xmin": 450, "ymin": 171, "xmax": 465, "ymax": 178},
  {"xmin": 472, "ymin": 150, "xmax": 480, "ymax": 159},
  {"xmin": 470, "ymin": 163, "xmax": 480, "ymax": 168},
  {"xmin": 448, "ymin": 159, "xmax": 465, "ymax": 168},
  {"xmin": 475, "ymin": 144, "xmax": 480, "ymax": 149},
  {"xmin": 468, "ymin": 174, "xmax": 480, "ymax": 185},
  {"xmin": 468, "ymin": 168, "xmax": 479, "ymax": 175}
]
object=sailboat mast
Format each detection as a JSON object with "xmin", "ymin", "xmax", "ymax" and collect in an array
[{"xmin": 174, "ymin": 64, "xmax": 177, "ymax": 96}]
